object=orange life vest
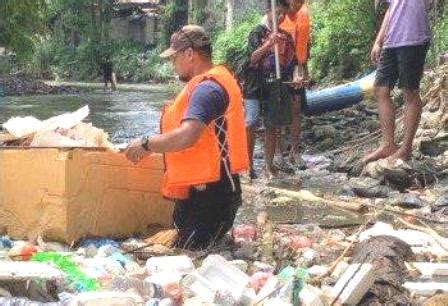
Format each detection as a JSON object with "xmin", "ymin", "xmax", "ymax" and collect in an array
[
  {"xmin": 280, "ymin": 4, "xmax": 311, "ymax": 65},
  {"xmin": 160, "ymin": 65, "xmax": 249, "ymax": 200}
]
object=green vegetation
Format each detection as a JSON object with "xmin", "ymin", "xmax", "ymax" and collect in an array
[
  {"xmin": 309, "ymin": 0, "xmax": 376, "ymax": 82},
  {"xmin": 0, "ymin": 0, "xmax": 446, "ymax": 83},
  {"xmin": 213, "ymin": 12, "xmax": 261, "ymax": 74},
  {"xmin": 428, "ymin": 4, "xmax": 448, "ymax": 65},
  {"xmin": 0, "ymin": 0, "xmax": 173, "ymax": 83}
]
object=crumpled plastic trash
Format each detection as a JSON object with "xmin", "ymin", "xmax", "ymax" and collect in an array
[
  {"xmin": 232, "ymin": 225, "xmax": 257, "ymax": 243},
  {"xmin": 80, "ymin": 238, "xmax": 120, "ymax": 249},
  {"xmin": 2, "ymin": 106, "xmax": 89, "ymax": 138}
]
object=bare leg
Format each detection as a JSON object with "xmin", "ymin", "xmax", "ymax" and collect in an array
[
  {"xmin": 265, "ymin": 126, "xmax": 279, "ymax": 178},
  {"xmin": 289, "ymin": 94, "xmax": 302, "ymax": 164},
  {"xmin": 363, "ymin": 86, "xmax": 399, "ymax": 162},
  {"xmin": 389, "ymin": 89, "xmax": 423, "ymax": 161},
  {"xmin": 246, "ymin": 126, "xmax": 256, "ymax": 177}
]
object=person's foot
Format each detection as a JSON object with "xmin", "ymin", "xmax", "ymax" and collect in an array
[
  {"xmin": 387, "ymin": 147, "xmax": 412, "ymax": 163},
  {"xmin": 265, "ymin": 164, "xmax": 279, "ymax": 179},
  {"xmin": 249, "ymin": 169, "xmax": 258, "ymax": 180},
  {"xmin": 363, "ymin": 143, "xmax": 399, "ymax": 163},
  {"xmin": 289, "ymin": 151, "xmax": 307, "ymax": 170}
]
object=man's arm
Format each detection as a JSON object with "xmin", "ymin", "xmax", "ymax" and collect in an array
[
  {"xmin": 147, "ymin": 120, "xmax": 204, "ymax": 153},
  {"xmin": 371, "ymin": 6, "xmax": 391, "ymax": 63},
  {"xmin": 124, "ymin": 119, "xmax": 205, "ymax": 163}
]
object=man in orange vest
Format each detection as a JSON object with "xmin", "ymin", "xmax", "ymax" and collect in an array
[
  {"xmin": 280, "ymin": 0, "xmax": 310, "ymax": 166},
  {"xmin": 125, "ymin": 25, "xmax": 249, "ymax": 249}
]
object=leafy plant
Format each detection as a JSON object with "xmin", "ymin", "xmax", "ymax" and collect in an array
[
  {"xmin": 309, "ymin": 0, "xmax": 376, "ymax": 82},
  {"xmin": 427, "ymin": 4, "xmax": 448, "ymax": 65},
  {"xmin": 213, "ymin": 12, "xmax": 262, "ymax": 74}
]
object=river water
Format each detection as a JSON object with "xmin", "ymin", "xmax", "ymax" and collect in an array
[
  {"xmin": 0, "ymin": 88, "xmax": 366, "ymax": 226},
  {"xmin": 0, "ymin": 89, "xmax": 173, "ymax": 144}
]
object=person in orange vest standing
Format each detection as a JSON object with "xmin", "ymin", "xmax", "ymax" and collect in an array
[
  {"xmin": 125, "ymin": 25, "xmax": 249, "ymax": 249},
  {"xmin": 280, "ymin": 0, "xmax": 311, "ymax": 166}
]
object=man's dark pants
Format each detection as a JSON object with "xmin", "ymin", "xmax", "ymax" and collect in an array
[{"xmin": 173, "ymin": 174, "xmax": 241, "ymax": 250}]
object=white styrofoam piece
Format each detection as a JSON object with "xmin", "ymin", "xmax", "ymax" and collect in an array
[
  {"xmin": 403, "ymin": 282, "xmax": 448, "ymax": 297},
  {"xmin": 331, "ymin": 263, "xmax": 375, "ymax": 305}
]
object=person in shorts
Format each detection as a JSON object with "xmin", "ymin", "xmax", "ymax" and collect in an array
[
  {"xmin": 241, "ymin": 0, "xmax": 296, "ymax": 179},
  {"xmin": 364, "ymin": 0, "xmax": 431, "ymax": 163}
]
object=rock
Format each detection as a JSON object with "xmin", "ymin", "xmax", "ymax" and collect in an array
[
  {"xmin": 313, "ymin": 125, "xmax": 337, "ymax": 139},
  {"xmin": 302, "ymin": 154, "xmax": 333, "ymax": 170},
  {"xmin": 349, "ymin": 177, "xmax": 390, "ymax": 198},
  {"xmin": 432, "ymin": 194, "xmax": 448, "ymax": 210},
  {"xmin": 391, "ymin": 193, "xmax": 424, "ymax": 209},
  {"xmin": 420, "ymin": 134, "xmax": 448, "ymax": 157},
  {"xmin": 233, "ymin": 242, "xmax": 257, "ymax": 260},
  {"xmin": 219, "ymin": 251, "xmax": 233, "ymax": 261},
  {"xmin": 432, "ymin": 194, "xmax": 448, "ymax": 216},
  {"xmin": 364, "ymin": 159, "xmax": 436, "ymax": 191}
]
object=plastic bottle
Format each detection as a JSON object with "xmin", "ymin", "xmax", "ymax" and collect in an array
[{"xmin": 198, "ymin": 255, "xmax": 250, "ymax": 302}]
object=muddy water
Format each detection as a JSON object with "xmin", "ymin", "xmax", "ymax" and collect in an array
[{"xmin": 0, "ymin": 89, "xmax": 173, "ymax": 144}]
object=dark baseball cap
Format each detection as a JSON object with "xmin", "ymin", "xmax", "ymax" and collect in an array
[{"xmin": 160, "ymin": 25, "xmax": 211, "ymax": 58}]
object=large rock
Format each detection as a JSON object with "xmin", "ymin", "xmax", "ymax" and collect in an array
[
  {"xmin": 349, "ymin": 177, "xmax": 391, "ymax": 198},
  {"xmin": 420, "ymin": 133, "xmax": 448, "ymax": 157},
  {"xmin": 364, "ymin": 159, "xmax": 436, "ymax": 191},
  {"xmin": 391, "ymin": 193, "xmax": 425, "ymax": 209}
]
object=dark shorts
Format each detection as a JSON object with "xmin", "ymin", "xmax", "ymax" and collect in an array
[
  {"xmin": 173, "ymin": 175, "xmax": 241, "ymax": 250},
  {"xmin": 263, "ymin": 81, "xmax": 295, "ymax": 128},
  {"xmin": 375, "ymin": 43, "xmax": 429, "ymax": 90}
]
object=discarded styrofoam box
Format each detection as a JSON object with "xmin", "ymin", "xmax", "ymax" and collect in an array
[
  {"xmin": 0, "ymin": 262, "xmax": 63, "ymax": 281},
  {"xmin": 69, "ymin": 291, "xmax": 143, "ymax": 306},
  {"xmin": 403, "ymin": 282, "xmax": 448, "ymax": 297},
  {"xmin": 331, "ymin": 263, "xmax": 375, "ymax": 305},
  {"xmin": 0, "ymin": 149, "xmax": 174, "ymax": 243},
  {"xmin": 411, "ymin": 263, "xmax": 448, "ymax": 277}
]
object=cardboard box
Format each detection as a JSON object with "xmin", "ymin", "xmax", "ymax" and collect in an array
[{"xmin": 0, "ymin": 148, "xmax": 173, "ymax": 243}]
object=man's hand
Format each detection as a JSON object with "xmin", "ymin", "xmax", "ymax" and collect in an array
[
  {"xmin": 371, "ymin": 43, "xmax": 382, "ymax": 64},
  {"xmin": 267, "ymin": 33, "xmax": 283, "ymax": 47},
  {"xmin": 125, "ymin": 138, "xmax": 151, "ymax": 164}
]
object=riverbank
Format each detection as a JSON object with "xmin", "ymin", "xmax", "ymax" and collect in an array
[
  {"xmin": 44, "ymin": 80, "xmax": 180, "ymax": 95},
  {"xmin": 0, "ymin": 74, "xmax": 180, "ymax": 97}
]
